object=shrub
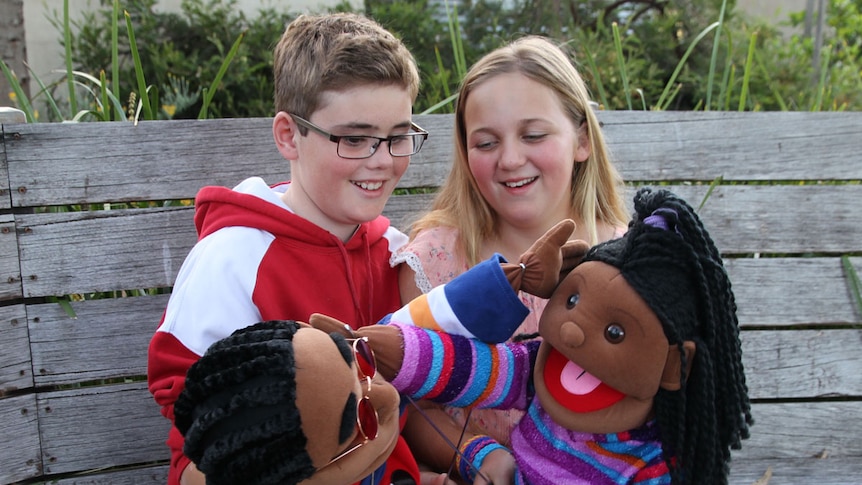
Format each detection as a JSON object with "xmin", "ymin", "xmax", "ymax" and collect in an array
[
  {"xmin": 13, "ymin": 0, "xmax": 860, "ymax": 118},
  {"xmin": 65, "ymin": 0, "xmax": 294, "ymax": 119}
]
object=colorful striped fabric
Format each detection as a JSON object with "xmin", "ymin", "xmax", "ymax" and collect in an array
[
  {"xmin": 390, "ymin": 321, "xmax": 536, "ymax": 410},
  {"xmin": 512, "ymin": 401, "xmax": 670, "ymax": 484}
]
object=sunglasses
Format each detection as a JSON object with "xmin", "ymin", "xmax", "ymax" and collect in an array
[{"xmin": 320, "ymin": 337, "xmax": 379, "ymax": 468}]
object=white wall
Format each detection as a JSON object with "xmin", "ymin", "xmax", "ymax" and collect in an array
[
  {"xmin": 22, "ymin": 0, "xmax": 353, "ymax": 86},
  {"xmin": 737, "ymin": 0, "xmax": 807, "ymax": 23}
]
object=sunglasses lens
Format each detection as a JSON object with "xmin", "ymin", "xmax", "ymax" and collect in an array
[
  {"xmin": 353, "ymin": 338, "xmax": 377, "ymax": 379},
  {"xmin": 357, "ymin": 396, "xmax": 379, "ymax": 440}
]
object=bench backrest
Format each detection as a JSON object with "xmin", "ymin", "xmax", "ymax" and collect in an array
[{"xmin": 1, "ymin": 112, "xmax": 861, "ymax": 484}]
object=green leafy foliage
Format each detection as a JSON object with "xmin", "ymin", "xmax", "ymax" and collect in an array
[
  {"xmin": 5, "ymin": 0, "xmax": 860, "ymax": 118},
  {"xmin": 65, "ymin": 0, "xmax": 293, "ymax": 119}
]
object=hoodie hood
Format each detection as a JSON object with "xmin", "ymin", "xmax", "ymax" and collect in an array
[{"xmin": 193, "ymin": 177, "xmax": 394, "ymax": 249}]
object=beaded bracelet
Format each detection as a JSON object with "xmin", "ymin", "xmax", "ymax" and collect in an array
[{"xmin": 456, "ymin": 434, "xmax": 510, "ymax": 483}]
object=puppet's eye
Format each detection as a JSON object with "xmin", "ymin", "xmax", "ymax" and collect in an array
[
  {"xmin": 566, "ymin": 294, "xmax": 580, "ymax": 309},
  {"xmin": 605, "ymin": 324, "xmax": 625, "ymax": 343}
]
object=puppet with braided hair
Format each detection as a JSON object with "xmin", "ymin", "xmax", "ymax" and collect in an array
[{"xmin": 175, "ymin": 188, "xmax": 752, "ymax": 485}]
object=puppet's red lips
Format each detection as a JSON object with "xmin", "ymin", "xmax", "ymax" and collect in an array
[{"xmin": 543, "ymin": 348, "xmax": 625, "ymax": 413}]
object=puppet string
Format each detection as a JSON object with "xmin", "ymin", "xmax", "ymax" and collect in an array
[
  {"xmin": 447, "ymin": 407, "xmax": 473, "ymax": 479},
  {"xmin": 403, "ymin": 394, "xmax": 491, "ymax": 483}
]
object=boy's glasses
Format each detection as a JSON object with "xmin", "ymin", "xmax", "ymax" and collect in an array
[
  {"xmin": 319, "ymin": 337, "xmax": 379, "ymax": 468},
  {"xmin": 291, "ymin": 114, "xmax": 428, "ymax": 159}
]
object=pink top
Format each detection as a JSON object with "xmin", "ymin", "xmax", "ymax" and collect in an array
[{"xmin": 391, "ymin": 226, "xmax": 547, "ymax": 445}]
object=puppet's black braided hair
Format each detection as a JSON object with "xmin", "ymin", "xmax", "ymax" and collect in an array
[
  {"xmin": 175, "ymin": 320, "xmax": 316, "ymax": 485},
  {"xmin": 585, "ymin": 187, "xmax": 753, "ymax": 484}
]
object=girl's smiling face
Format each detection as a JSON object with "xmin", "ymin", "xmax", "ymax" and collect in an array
[{"xmin": 463, "ymin": 72, "xmax": 590, "ymax": 233}]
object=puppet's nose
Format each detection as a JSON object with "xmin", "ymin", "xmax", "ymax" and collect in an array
[{"xmin": 559, "ymin": 320, "xmax": 585, "ymax": 347}]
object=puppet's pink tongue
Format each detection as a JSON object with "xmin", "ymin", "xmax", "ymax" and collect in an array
[
  {"xmin": 559, "ymin": 361, "xmax": 601, "ymax": 395},
  {"xmin": 544, "ymin": 348, "xmax": 626, "ymax": 413}
]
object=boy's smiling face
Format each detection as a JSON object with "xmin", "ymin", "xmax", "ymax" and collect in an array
[{"xmin": 274, "ymin": 84, "xmax": 415, "ymax": 242}]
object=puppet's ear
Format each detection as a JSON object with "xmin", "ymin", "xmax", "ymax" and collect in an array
[
  {"xmin": 308, "ymin": 313, "xmax": 354, "ymax": 338},
  {"xmin": 559, "ymin": 239, "xmax": 591, "ymax": 279},
  {"xmin": 660, "ymin": 341, "xmax": 696, "ymax": 391}
]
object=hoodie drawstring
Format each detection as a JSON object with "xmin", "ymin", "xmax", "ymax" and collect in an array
[{"xmin": 335, "ymin": 230, "xmax": 374, "ymax": 329}]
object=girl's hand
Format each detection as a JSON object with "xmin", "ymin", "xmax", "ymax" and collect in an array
[{"xmin": 473, "ymin": 448, "xmax": 515, "ymax": 485}]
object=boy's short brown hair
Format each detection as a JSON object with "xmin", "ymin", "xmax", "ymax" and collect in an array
[{"xmin": 273, "ymin": 12, "xmax": 420, "ymax": 118}]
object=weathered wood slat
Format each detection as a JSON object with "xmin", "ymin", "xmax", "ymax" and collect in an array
[
  {"xmin": 5, "ymin": 113, "xmax": 861, "ymax": 208},
  {"xmin": 48, "ymin": 465, "xmax": 169, "ymax": 484},
  {"xmin": 28, "ymin": 295, "xmax": 169, "ymax": 386},
  {"xmin": 741, "ymin": 329, "xmax": 862, "ymax": 399},
  {"xmin": 729, "ymin": 458, "xmax": 862, "ymax": 485},
  {"xmin": 37, "ymin": 382, "xmax": 171, "ymax": 475},
  {"xmin": 14, "ymin": 207, "xmax": 861, "ymax": 330},
  {"xmin": 735, "ymin": 401, "xmax": 862, "ymax": 459},
  {"xmin": 0, "ymin": 128, "xmax": 10, "ymax": 211},
  {"xmin": 0, "ymin": 213, "xmax": 21, "ymax": 302},
  {"xmin": 17, "ymin": 206, "xmax": 196, "ymax": 296},
  {"xmin": 386, "ymin": 184, "xmax": 862, "ymax": 256},
  {"xmin": 600, "ymin": 111, "xmax": 862, "ymax": 182},
  {"xmin": 0, "ymin": 304, "xmax": 33, "ymax": 393},
  {"xmin": 27, "ymin": 388, "xmax": 862, "ymax": 477},
  {"xmin": 4, "ymin": 118, "xmax": 285, "ymax": 206},
  {"xmin": 11, "ymin": 421, "xmax": 857, "ymax": 485},
  {"xmin": 0, "ymin": 393, "xmax": 41, "ymax": 484},
  {"xmin": 670, "ymin": 185, "xmax": 862, "ymax": 255},
  {"xmin": 728, "ymin": 257, "xmax": 861, "ymax": 327}
]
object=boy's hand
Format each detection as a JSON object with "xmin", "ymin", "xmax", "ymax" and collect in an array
[
  {"xmin": 180, "ymin": 462, "xmax": 206, "ymax": 485},
  {"xmin": 419, "ymin": 471, "xmax": 458, "ymax": 485},
  {"xmin": 504, "ymin": 219, "xmax": 590, "ymax": 298}
]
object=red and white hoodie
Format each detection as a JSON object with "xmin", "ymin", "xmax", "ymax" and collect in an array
[{"xmin": 147, "ymin": 176, "xmax": 413, "ymax": 485}]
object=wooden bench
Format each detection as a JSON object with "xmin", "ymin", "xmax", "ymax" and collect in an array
[{"xmin": 1, "ymin": 111, "xmax": 860, "ymax": 484}]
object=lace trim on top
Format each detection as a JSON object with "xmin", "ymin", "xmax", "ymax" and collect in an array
[{"xmin": 390, "ymin": 250, "xmax": 435, "ymax": 294}]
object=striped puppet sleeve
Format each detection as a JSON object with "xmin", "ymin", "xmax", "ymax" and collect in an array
[{"xmin": 390, "ymin": 322, "xmax": 538, "ymax": 411}]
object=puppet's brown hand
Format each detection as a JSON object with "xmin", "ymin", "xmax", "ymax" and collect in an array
[
  {"xmin": 351, "ymin": 325, "xmax": 405, "ymax": 382},
  {"xmin": 308, "ymin": 313, "xmax": 405, "ymax": 381},
  {"xmin": 505, "ymin": 219, "xmax": 585, "ymax": 298}
]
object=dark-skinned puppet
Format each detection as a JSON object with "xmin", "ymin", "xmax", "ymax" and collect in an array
[
  {"xmin": 170, "ymin": 215, "xmax": 584, "ymax": 485},
  {"xmin": 315, "ymin": 188, "xmax": 753, "ymax": 484},
  {"xmin": 174, "ymin": 188, "xmax": 752, "ymax": 484}
]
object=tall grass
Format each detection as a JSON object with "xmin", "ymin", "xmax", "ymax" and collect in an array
[
  {"xmin": 1, "ymin": 0, "xmax": 241, "ymax": 122},
  {"xmin": 571, "ymin": 0, "xmax": 854, "ymax": 112}
]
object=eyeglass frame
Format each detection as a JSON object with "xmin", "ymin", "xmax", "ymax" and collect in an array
[
  {"xmin": 318, "ymin": 337, "xmax": 380, "ymax": 469},
  {"xmin": 290, "ymin": 114, "xmax": 429, "ymax": 159}
]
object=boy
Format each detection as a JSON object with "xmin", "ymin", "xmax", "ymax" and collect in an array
[{"xmin": 147, "ymin": 12, "xmax": 426, "ymax": 485}]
